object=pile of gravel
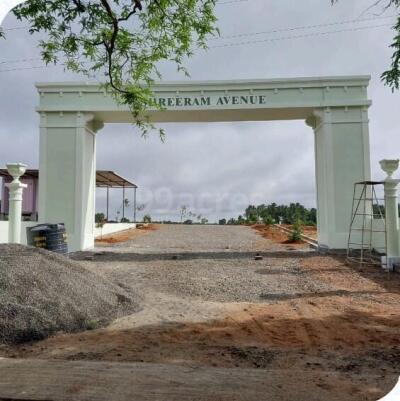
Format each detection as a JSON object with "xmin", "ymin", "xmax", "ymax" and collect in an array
[{"xmin": 0, "ymin": 244, "xmax": 141, "ymax": 344}]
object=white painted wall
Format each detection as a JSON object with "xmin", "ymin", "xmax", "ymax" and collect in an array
[
  {"xmin": 0, "ymin": 221, "xmax": 37, "ymax": 245},
  {"xmin": 0, "ymin": 221, "xmax": 135, "ymax": 247},
  {"xmin": 94, "ymin": 223, "xmax": 136, "ymax": 238}
]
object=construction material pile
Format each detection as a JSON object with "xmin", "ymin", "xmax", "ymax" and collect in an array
[{"xmin": 0, "ymin": 244, "xmax": 141, "ymax": 344}]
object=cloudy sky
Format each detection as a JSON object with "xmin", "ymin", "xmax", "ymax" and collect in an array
[{"xmin": 0, "ymin": 0, "xmax": 399, "ymax": 222}]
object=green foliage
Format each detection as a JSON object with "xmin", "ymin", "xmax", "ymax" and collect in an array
[
  {"xmin": 9, "ymin": 0, "xmax": 218, "ymax": 137},
  {"xmin": 218, "ymin": 218, "xmax": 226, "ymax": 225},
  {"xmin": 143, "ymin": 214, "xmax": 152, "ymax": 223},
  {"xmin": 3, "ymin": 1, "xmax": 400, "ymax": 92},
  {"xmin": 262, "ymin": 214, "xmax": 275, "ymax": 226},
  {"xmin": 382, "ymin": 14, "xmax": 400, "ymax": 90},
  {"xmin": 120, "ymin": 217, "xmax": 130, "ymax": 223},
  {"xmin": 95, "ymin": 212, "xmax": 106, "ymax": 229},
  {"xmin": 287, "ymin": 219, "xmax": 303, "ymax": 243},
  {"xmin": 244, "ymin": 203, "xmax": 316, "ymax": 226},
  {"xmin": 237, "ymin": 215, "xmax": 246, "ymax": 225},
  {"xmin": 332, "ymin": 0, "xmax": 400, "ymax": 90},
  {"xmin": 95, "ymin": 212, "xmax": 105, "ymax": 223},
  {"xmin": 245, "ymin": 206, "xmax": 259, "ymax": 223},
  {"xmin": 85, "ymin": 319, "xmax": 99, "ymax": 330}
]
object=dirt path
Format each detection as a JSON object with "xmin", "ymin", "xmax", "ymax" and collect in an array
[{"xmin": 3, "ymin": 225, "xmax": 400, "ymax": 400}]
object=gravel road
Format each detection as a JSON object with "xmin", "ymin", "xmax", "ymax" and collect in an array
[
  {"xmin": 5, "ymin": 224, "xmax": 399, "ymax": 401},
  {"xmin": 76, "ymin": 224, "xmax": 321, "ymax": 306}
]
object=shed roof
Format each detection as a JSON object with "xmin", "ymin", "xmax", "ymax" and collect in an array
[
  {"xmin": 95, "ymin": 171, "xmax": 137, "ymax": 188},
  {"xmin": 0, "ymin": 169, "xmax": 137, "ymax": 188}
]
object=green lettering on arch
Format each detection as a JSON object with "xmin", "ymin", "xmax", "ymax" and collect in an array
[{"xmin": 200, "ymin": 97, "xmax": 211, "ymax": 106}]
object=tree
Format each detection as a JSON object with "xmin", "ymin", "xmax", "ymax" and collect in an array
[
  {"xmin": 143, "ymin": 214, "xmax": 152, "ymax": 223},
  {"xmin": 245, "ymin": 205, "xmax": 258, "ymax": 223},
  {"xmin": 200, "ymin": 217, "xmax": 208, "ymax": 224},
  {"xmin": 262, "ymin": 214, "xmax": 274, "ymax": 227},
  {"xmin": 179, "ymin": 205, "xmax": 187, "ymax": 223},
  {"xmin": 95, "ymin": 212, "xmax": 105, "ymax": 223},
  {"xmin": 238, "ymin": 203, "xmax": 317, "ymax": 226},
  {"xmin": 332, "ymin": 0, "xmax": 400, "ymax": 90},
  {"xmin": 1, "ymin": 1, "xmax": 400, "ymax": 92},
  {"xmin": 3, "ymin": 0, "xmax": 218, "ymax": 137},
  {"xmin": 218, "ymin": 218, "xmax": 226, "ymax": 225}
]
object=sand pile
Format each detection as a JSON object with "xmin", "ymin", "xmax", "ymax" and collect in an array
[{"xmin": 0, "ymin": 244, "xmax": 141, "ymax": 344}]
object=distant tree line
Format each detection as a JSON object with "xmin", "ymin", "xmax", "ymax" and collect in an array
[{"xmin": 219, "ymin": 203, "xmax": 317, "ymax": 226}]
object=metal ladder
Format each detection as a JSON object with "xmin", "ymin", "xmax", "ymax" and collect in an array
[{"xmin": 347, "ymin": 181, "xmax": 387, "ymax": 267}]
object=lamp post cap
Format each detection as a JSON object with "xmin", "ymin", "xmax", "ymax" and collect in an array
[
  {"xmin": 379, "ymin": 159, "xmax": 399, "ymax": 178},
  {"xmin": 6, "ymin": 163, "xmax": 27, "ymax": 179}
]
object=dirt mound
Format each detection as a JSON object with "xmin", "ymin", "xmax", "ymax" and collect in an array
[
  {"xmin": 0, "ymin": 244, "xmax": 141, "ymax": 344},
  {"xmin": 252, "ymin": 225, "xmax": 308, "ymax": 248}
]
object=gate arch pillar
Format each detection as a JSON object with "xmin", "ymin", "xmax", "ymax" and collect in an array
[
  {"xmin": 38, "ymin": 112, "xmax": 104, "ymax": 252},
  {"xmin": 307, "ymin": 106, "xmax": 371, "ymax": 250}
]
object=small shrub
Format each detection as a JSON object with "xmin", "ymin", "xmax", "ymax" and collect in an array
[
  {"xmin": 288, "ymin": 219, "xmax": 303, "ymax": 243},
  {"xmin": 85, "ymin": 319, "xmax": 99, "ymax": 330},
  {"xmin": 262, "ymin": 214, "xmax": 275, "ymax": 227}
]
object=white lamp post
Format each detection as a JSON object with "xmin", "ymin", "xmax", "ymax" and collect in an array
[
  {"xmin": 379, "ymin": 159, "xmax": 400, "ymax": 270},
  {"xmin": 5, "ymin": 163, "xmax": 27, "ymax": 244}
]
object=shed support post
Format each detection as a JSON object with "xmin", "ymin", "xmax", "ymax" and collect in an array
[
  {"xmin": 106, "ymin": 186, "xmax": 109, "ymax": 221},
  {"xmin": 122, "ymin": 185, "xmax": 125, "ymax": 220},
  {"xmin": 134, "ymin": 187, "xmax": 137, "ymax": 223}
]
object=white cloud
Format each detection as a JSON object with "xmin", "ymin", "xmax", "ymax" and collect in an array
[{"xmin": 0, "ymin": 0, "xmax": 399, "ymax": 221}]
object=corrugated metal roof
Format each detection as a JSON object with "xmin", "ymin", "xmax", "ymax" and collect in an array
[
  {"xmin": 95, "ymin": 171, "xmax": 137, "ymax": 188},
  {"xmin": 0, "ymin": 169, "xmax": 137, "ymax": 188}
]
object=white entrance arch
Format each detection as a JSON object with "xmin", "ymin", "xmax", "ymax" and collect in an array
[{"xmin": 36, "ymin": 75, "xmax": 371, "ymax": 252}]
